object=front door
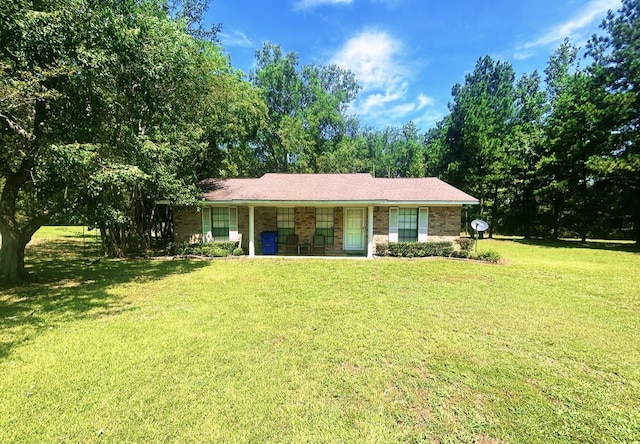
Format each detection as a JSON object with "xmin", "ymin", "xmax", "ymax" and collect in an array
[{"xmin": 344, "ymin": 208, "xmax": 365, "ymax": 250}]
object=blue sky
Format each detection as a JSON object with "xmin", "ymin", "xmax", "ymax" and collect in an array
[{"xmin": 206, "ymin": 0, "xmax": 621, "ymax": 132}]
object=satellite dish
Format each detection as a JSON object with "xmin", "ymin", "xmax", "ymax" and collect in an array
[{"xmin": 471, "ymin": 219, "xmax": 489, "ymax": 232}]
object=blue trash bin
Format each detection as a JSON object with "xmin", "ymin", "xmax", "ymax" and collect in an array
[{"xmin": 260, "ymin": 231, "xmax": 278, "ymax": 255}]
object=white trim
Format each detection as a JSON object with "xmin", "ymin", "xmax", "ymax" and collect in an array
[
  {"xmin": 202, "ymin": 207, "xmax": 212, "ymax": 242},
  {"xmin": 343, "ymin": 207, "xmax": 365, "ymax": 251},
  {"xmin": 418, "ymin": 207, "xmax": 429, "ymax": 242},
  {"xmin": 367, "ymin": 206, "xmax": 374, "ymax": 258},
  {"xmin": 229, "ymin": 206, "xmax": 238, "ymax": 241},
  {"xmin": 201, "ymin": 200, "xmax": 478, "ymax": 206},
  {"xmin": 249, "ymin": 206, "xmax": 255, "ymax": 257},
  {"xmin": 389, "ymin": 207, "xmax": 398, "ymax": 243}
]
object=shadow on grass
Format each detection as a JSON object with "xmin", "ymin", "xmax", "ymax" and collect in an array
[
  {"xmin": 499, "ymin": 237, "xmax": 639, "ymax": 253},
  {"xmin": 0, "ymin": 237, "xmax": 208, "ymax": 360}
]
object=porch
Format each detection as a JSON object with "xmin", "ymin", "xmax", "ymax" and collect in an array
[{"xmin": 245, "ymin": 206, "xmax": 375, "ymax": 258}]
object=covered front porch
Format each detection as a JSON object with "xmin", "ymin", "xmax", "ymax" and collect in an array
[{"xmin": 243, "ymin": 205, "xmax": 375, "ymax": 258}]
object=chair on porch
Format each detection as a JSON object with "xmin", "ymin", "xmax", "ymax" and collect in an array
[
  {"xmin": 312, "ymin": 235, "xmax": 325, "ymax": 255},
  {"xmin": 285, "ymin": 234, "xmax": 299, "ymax": 255}
]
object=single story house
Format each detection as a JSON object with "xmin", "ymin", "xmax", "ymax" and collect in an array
[{"xmin": 172, "ymin": 173, "xmax": 478, "ymax": 258}]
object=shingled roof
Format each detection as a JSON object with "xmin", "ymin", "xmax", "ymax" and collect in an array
[{"xmin": 199, "ymin": 174, "xmax": 478, "ymax": 205}]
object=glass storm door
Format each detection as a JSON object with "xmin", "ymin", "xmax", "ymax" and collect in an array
[{"xmin": 344, "ymin": 208, "xmax": 365, "ymax": 250}]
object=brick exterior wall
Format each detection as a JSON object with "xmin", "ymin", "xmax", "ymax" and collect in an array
[
  {"xmin": 237, "ymin": 206, "xmax": 249, "ymax": 251},
  {"xmin": 373, "ymin": 207, "xmax": 389, "ymax": 247},
  {"xmin": 173, "ymin": 206, "xmax": 203, "ymax": 243},
  {"xmin": 254, "ymin": 207, "xmax": 277, "ymax": 253},
  {"xmin": 332, "ymin": 207, "xmax": 344, "ymax": 255},
  {"xmin": 372, "ymin": 206, "xmax": 461, "ymax": 246},
  {"xmin": 429, "ymin": 206, "xmax": 462, "ymax": 241},
  {"xmin": 428, "ymin": 206, "xmax": 462, "ymax": 241},
  {"xmin": 172, "ymin": 204, "xmax": 462, "ymax": 254}
]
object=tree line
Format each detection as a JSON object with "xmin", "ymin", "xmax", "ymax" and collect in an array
[
  {"xmin": 238, "ymin": 2, "xmax": 639, "ymax": 245},
  {"xmin": 1, "ymin": 0, "xmax": 638, "ymax": 283}
]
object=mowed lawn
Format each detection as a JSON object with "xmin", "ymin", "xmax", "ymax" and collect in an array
[{"xmin": 1, "ymin": 228, "xmax": 639, "ymax": 443}]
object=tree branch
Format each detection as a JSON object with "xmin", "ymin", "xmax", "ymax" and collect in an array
[{"xmin": 0, "ymin": 112, "xmax": 36, "ymax": 141}]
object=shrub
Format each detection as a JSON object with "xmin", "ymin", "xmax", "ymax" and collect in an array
[
  {"xmin": 450, "ymin": 249, "xmax": 470, "ymax": 259},
  {"xmin": 168, "ymin": 240, "xmax": 240, "ymax": 257},
  {"xmin": 455, "ymin": 237, "xmax": 474, "ymax": 252},
  {"xmin": 199, "ymin": 244, "xmax": 229, "ymax": 257},
  {"xmin": 472, "ymin": 249, "xmax": 502, "ymax": 263},
  {"xmin": 166, "ymin": 242, "xmax": 201, "ymax": 256},
  {"xmin": 216, "ymin": 241, "xmax": 240, "ymax": 254},
  {"xmin": 375, "ymin": 242, "xmax": 389, "ymax": 256},
  {"xmin": 387, "ymin": 241, "xmax": 454, "ymax": 258},
  {"xmin": 232, "ymin": 247, "xmax": 244, "ymax": 256}
]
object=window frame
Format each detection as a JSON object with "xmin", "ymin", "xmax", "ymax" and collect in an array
[
  {"xmin": 315, "ymin": 207, "xmax": 334, "ymax": 245},
  {"xmin": 276, "ymin": 207, "xmax": 295, "ymax": 244},
  {"xmin": 202, "ymin": 206, "xmax": 238, "ymax": 242},
  {"xmin": 388, "ymin": 207, "xmax": 428, "ymax": 243},
  {"xmin": 398, "ymin": 208, "xmax": 418, "ymax": 242}
]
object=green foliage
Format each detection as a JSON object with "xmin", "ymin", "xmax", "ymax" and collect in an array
[
  {"xmin": 424, "ymin": 3, "xmax": 640, "ymax": 243},
  {"xmin": 455, "ymin": 237, "xmax": 474, "ymax": 252},
  {"xmin": 167, "ymin": 240, "xmax": 239, "ymax": 257},
  {"xmin": 249, "ymin": 43, "xmax": 360, "ymax": 173},
  {"xmin": 471, "ymin": 249, "xmax": 502, "ymax": 263},
  {"xmin": 586, "ymin": 0, "xmax": 640, "ymax": 242},
  {"xmin": 0, "ymin": 0, "xmax": 268, "ymax": 281},
  {"xmin": 375, "ymin": 242, "xmax": 389, "ymax": 256},
  {"xmin": 387, "ymin": 241, "xmax": 454, "ymax": 258},
  {"xmin": 435, "ymin": 56, "xmax": 515, "ymax": 227},
  {"xmin": 379, "ymin": 239, "xmax": 476, "ymax": 259}
]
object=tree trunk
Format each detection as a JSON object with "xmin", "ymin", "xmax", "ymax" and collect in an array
[
  {"xmin": 0, "ymin": 171, "xmax": 30, "ymax": 284},
  {"xmin": 552, "ymin": 190, "xmax": 562, "ymax": 240},
  {"xmin": 523, "ymin": 180, "xmax": 533, "ymax": 239},
  {"xmin": 634, "ymin": 172, "xmax": 640, "ymax": 245},
  {"xmin": 489, "ymin": 183, "xmax": 499, "ymax": 238},
  {"xmin": 0, "ymin": 229, "xmax": 28, "ymax": 284}
]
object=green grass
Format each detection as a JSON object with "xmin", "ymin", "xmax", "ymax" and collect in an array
[{"xmin": 1, "ymin": 228, "xmax": 639, "ymax": 443}]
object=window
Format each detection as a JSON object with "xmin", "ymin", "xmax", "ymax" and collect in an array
[
  {"xmin": 398, "ymin": 208, "xmax": 418, "ymax": 242},
  {"xmin": 315, "ymin": 208, "xmax": 334, "ymax": 245},
  {"xmin": 211, "ymin": 207, "xmax": 230, "ymax": 240},
  {"xmin": 389, "ymin": 207, "xmax": 428, "ymax": 243},
  {"xmin": 203, "ymin": 207, "xmax": 238, "ymax": 242},
  {"xmin": 277, "ymin": 208, "xmax": 295, "ymax": 243}
]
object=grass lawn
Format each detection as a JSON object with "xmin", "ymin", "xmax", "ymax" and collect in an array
[{"xmin": 1, "ymin": 227, "xmax": 639, "ymax": 443}]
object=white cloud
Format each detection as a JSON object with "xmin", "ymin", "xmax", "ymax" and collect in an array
[
  {"xmin": 330, "ymin": 29, "xmax": 436, "ymax": 127},
  {"xmin": 294, "ymin": 0, "xmax": 353, "ymax": 11},
  {"xmin": 417, "ymin": 93, "xmax": 434, "ymax": 110},
  {"xmin": 331, "ymin": 29, "xmax": 406, "ymax": 91},
  {"xmin": 359, "ymin": 78, "xmax": 408, "ymax": 113},
  {"xmin": 414, "ymin": 109, "xmax": 446, "ymax": 130},
  {"xmin": 521, "ymin": 0, "xmax": 621, "ymax": 52},
  {"xmin": 219, "ymin": 30, "xmax": 253, "ymax": 48}
]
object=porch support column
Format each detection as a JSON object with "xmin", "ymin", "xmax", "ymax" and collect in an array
[
  {"xmin": 249, "ymin": 205, "xmax": 255, "ymax": 257},
  {"xmin": 367, "ymin": 205, "xmax": 374, "ymax": 258}
]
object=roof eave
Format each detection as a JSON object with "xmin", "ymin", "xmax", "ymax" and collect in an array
[{"xmin": 200, "ymin": 199, "xmax": 480, "ymax": 206}]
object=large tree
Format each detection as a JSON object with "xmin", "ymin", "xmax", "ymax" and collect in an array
[
  {"xmin": 1, "ymin": 0, "xmax": 89, "ymax": 282},
  {"xmin": 501, "ymin": 71, "xmax": 547, "ymax": 238},
  {"xmin": 0, "ymin": 0, "xmax": 265, "ymax": 282},
  {"xmin": 587, "ymin": 0, "xmax": 640, "ymax": 243},
  {"xmin": 544, "ymin": 71, "xmax": 612, "ymax": 241},
  {"xmin": 250, "ymin": 43, "xmax": 360, "ymax": 173},
  {"xmin": 438, "ymin": 56, "xmax": 516, "ymax": 235}
]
